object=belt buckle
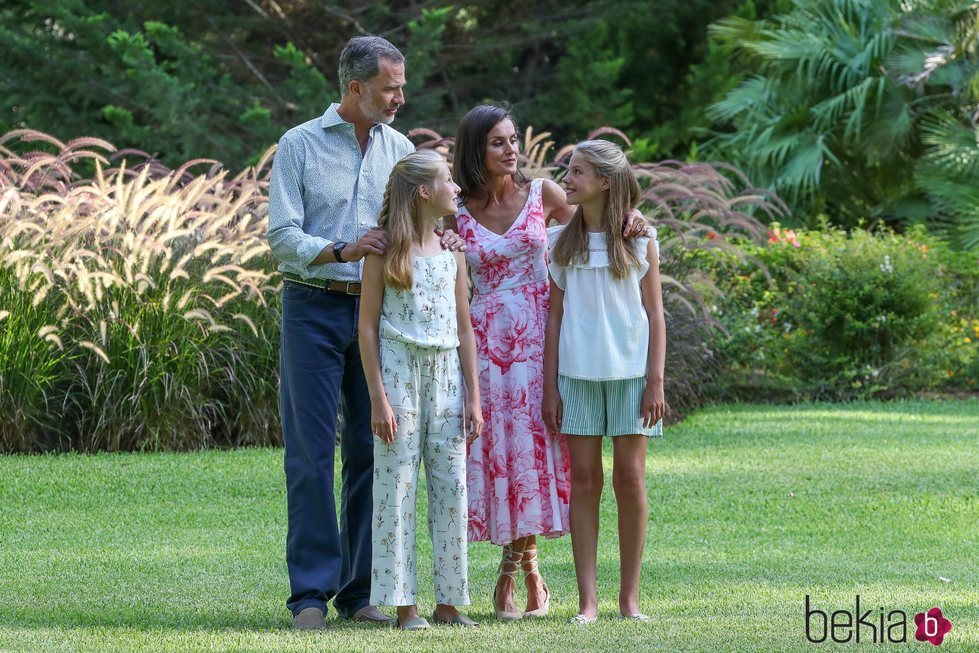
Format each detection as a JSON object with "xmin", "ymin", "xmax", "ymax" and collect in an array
[{"xmin": 344, "ymin": 282, "xmax": 358, "ymax": 295}]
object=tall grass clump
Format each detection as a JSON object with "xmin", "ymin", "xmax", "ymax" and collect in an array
[{"xmin": 0, "ymin": 130, "xmax": 280, "ymax": 452}]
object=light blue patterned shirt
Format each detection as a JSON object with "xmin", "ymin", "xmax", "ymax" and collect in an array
[{"xmin": 267, "ymin": 103, "xmax": 415, "ymax": 283}]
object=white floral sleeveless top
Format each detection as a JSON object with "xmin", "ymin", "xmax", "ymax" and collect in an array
[{"xmin": 379, "ymin": 250, "xmax": 459, "ymax": 349}]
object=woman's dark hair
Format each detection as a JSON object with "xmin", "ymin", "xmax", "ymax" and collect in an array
[{"xmin": 452, "ymin": 104, "xmax": 529, "ymax": 205}]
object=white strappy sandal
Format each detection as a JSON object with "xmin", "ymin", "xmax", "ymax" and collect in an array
[
  {"xmin": 493, "ymin": 544, "xmax": 523, "ymax": 620},
  {"xmin": 567, "ymin": 613, "xmax": 597, "ymax": 625},
  {"xmin": 520, "ymin": 545, "xmax": 550, "ymax": 618}
]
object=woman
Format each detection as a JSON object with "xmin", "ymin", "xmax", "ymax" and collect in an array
[{"xmin": 446, "ymin": 105, "xmax": 646, "ymax": 620}]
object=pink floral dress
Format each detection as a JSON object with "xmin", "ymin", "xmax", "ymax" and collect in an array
[{"xmin": 456, "ymin": 178, "xmax": 571, "ymax": 545}]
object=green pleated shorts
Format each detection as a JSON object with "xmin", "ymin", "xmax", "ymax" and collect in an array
[{"xmin": 557, "ymin": 375, "xmax": 663, "ymax": 438}]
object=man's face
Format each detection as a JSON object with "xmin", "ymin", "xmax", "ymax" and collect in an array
[{"xmin": 357, "ymin": 57, "xmax": 406, "ymax": 125}]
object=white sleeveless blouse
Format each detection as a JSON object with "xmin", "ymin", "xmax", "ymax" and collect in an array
[
  {"xmin": 379, "ymin": 250, "xmax": 460, "ymax": 349},
  {"xmin": 547, "ymin": 226, "xmax": 656, "ymax": 380}
]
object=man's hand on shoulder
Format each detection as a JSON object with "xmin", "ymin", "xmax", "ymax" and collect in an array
[{"xmin": 345, "ymin": 228, "xmax": 389, "ymax": 262}]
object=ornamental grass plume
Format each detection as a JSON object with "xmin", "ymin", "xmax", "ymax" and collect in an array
[{"xmin": 0, "ymin": 130, "xmax": 280, "ymax": 452}]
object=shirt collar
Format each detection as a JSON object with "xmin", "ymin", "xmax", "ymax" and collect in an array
[{"xmin": 320, "ymin": 103, "xmax": 382, "ymax": 135}]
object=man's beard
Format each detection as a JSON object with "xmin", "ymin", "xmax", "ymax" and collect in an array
[{"xmin": 359, "ymin": 94, "xmax": 395, "ymax": 126}]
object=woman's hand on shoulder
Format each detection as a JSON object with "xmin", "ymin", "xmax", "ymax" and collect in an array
[
  {"xmin": 437, "ymin": 216, "xmax": 467, "ymax": 252},
  {"xmin": 623, "ymin": 208, "xmax": 649, "ymax": 239}
]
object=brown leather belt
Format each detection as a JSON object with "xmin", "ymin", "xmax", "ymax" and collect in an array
[{"xmin": 283, "ymin": 272, "xmax": 361, "ymax": 295}]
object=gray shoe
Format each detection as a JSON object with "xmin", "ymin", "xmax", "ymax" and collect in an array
[
  {"xmin": 291, "ymin": 606, "xmax": 326, "ymax": 630},
  {"xmin": 351, "ymin": 605, "xmax": 397, "ymax": 625},
  {"xmin": 433, "ymin": 610, "xmax": 479, "ymax": 627},
  {"xmin": 397, "ymin": 616, "xmax": 430, "ymax": 630}
]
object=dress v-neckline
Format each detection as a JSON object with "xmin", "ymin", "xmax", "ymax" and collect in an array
[{"xmin": 464, "ymin": 182, "xmax": 536, "ymax": 239}]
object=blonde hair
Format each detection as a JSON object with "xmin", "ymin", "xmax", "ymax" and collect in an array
[
  {"xmin": 377, "ymin": 149, "xmax": 445, "ymax": 290},
  {"xmin": 552, "ymin": 140, "xmax": 643, "ymax": 279}
]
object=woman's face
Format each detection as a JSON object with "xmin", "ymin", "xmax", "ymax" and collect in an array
[{"xmin": 482, "ymin": 119, "xmax": 520, "ymax": 178}]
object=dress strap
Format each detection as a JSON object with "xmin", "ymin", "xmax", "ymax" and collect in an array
[
  {"xmin": 454, "ymin": 205, "xmax": 471, "ymax": 228},
  {"xmin": 527, "ymin": 178, "xmax": 546, "ymax": 226},
  {"xmin": 530, "ymin": 177, "xmax": 544, "ymax": 201}
]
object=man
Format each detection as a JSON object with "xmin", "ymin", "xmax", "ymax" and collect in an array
[{"xmin": 268, "ymin": 35, "xmax": 458, "ymax": 629}]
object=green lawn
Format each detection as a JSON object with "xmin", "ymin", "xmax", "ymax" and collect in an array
[{"xmin": 0, "ymin": 400, "xmax": 976, "ymax": 652}]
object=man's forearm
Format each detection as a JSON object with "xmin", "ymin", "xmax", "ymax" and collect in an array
[{"xmin": 267, "ymin": 222, "xmax": 332, "ymax": 268}]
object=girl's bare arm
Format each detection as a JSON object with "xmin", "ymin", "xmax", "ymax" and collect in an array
[
  {"xmin": 542, "ymin": 276, "xmax": 565, "ymax": 434},
  {"xmin": 454, "ymin": 252, "xmax": 483, "ymax": 441},
  {"xmin": 359, "ymin": 254, "xmax": 398, "ymax": 442},
  {"xmin": 640, "ymin": 238, "xmax": 666, "ymax": 426}
]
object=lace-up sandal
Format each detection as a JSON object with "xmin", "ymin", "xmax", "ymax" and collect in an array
[
  {"xmin": 520, "ymin": 545, "xmax": 550, "ymax": 618},
  {"xmin": 493, "ymin": 543, "xmax": 523, "ymax": 620}
]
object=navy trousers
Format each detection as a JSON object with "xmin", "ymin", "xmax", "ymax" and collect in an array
[{"xmin": 280, "ymin": 282, "xmax": 374, "ymax": 617}]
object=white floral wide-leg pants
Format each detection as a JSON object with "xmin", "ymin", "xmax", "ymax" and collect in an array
[{"xmin": 370, "ymin": 339, "xmax": 469, "ymax": 607}]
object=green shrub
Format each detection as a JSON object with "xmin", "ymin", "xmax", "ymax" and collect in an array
[{"xmin": 711, "ymin": 224, "xmax": 977, "ymax": 400}]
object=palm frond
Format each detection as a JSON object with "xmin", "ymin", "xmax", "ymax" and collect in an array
[
  {"xmin": 707, "ymin": 76, "xmax": 779, "ymax": 124},
  {"xmin": 708, "ymin": 15, "xmax": 773, "ymax": 48},
  {"xmin": 773, "ymin": 132, "xmax": 829, "ymax": 200}
]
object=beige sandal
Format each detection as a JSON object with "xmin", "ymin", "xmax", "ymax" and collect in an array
[
  {"xmin": 520, "ymin": 546, "xmax": 550, "ymax": 618},
  {"xmin": 493, "ymin": 544, "xmax": 523, "ymax": 620}
]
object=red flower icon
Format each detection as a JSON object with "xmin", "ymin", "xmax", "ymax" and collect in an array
[{"xmin": 914, "ymin": 607, "xmax": 952, "ymax": 646}]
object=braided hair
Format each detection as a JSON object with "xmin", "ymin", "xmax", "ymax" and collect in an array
[{"xmin": 376, "ymin": 149, "xmax": 445, "ymax": 290}]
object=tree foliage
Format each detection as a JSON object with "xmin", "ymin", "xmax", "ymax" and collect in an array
[
  {"xmin": 705, "ymin": 0, "xmax": 979, "ymax": 247},
  {"xmin": 0, "ymin": 0, "xmax": 766, "ymax": 169}
]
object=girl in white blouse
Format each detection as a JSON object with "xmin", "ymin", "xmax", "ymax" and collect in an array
[{"xmin": 542, "ymin": 140, "xmax": 666, "ymax": 624}]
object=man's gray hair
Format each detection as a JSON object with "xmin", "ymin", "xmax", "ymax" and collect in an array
[{"xmin": 338, "ymin": 36, "xmax": 404, "ymax": 96}]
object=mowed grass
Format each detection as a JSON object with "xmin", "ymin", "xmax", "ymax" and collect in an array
[{"xmin": 0, "ymin": 400, "xmax": 976, "ymax": 652}]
